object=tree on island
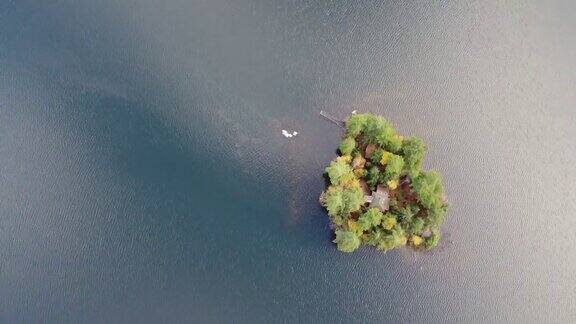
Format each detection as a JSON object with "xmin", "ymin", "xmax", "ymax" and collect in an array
[{"xmin": 320, "ymin": 113, "xmax": 449, "ymax": 253}]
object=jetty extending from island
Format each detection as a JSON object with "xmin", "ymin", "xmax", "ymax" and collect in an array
[{"xmin": 319, "ymin": 110, "xmax": 345, "ymax": 128}]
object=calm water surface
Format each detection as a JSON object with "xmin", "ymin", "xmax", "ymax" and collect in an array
[{"xmin": 1, "ymin": 1, "xmax": 575, "ymax": 322}]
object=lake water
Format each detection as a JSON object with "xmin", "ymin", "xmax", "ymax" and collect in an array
[{"xmin": 1, "ymin": 1, "xmax": 575, "ymax": 322}]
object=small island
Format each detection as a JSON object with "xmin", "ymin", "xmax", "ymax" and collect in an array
[{"xmin": 319, "ymin": 112, "xmax": 448, "ymax": 253}]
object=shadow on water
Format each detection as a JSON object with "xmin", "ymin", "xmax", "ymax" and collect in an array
[
  {"xmin": 3, "ymin": 68, "xmax": 410, "ymax": 323},
  {"xmin": 5, "ymin": 0, "xmax": 576, "ymax": 320},
  {"xmin": 1, "ymin": 1, "xmax": 439, "ymax": 323}
]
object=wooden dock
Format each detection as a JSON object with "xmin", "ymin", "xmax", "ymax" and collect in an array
[{"xmin": 319, "ymin": 110, "xmax": 345, "ymax": 128}]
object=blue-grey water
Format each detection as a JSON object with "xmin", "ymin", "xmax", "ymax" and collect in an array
[{"xmin": 1, "ymin": 1, "xmax": 575, "ymax": 323}]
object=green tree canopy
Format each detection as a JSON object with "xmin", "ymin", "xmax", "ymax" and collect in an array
[
  {"xmin": 387, "ymin": 134, "xmax": 404, "ymax": 153},
  {"xmin": 425, "ymin": 228, "xmax": 441, "ymax": 249},
  {"xmin": 403, "ymin": 136, "xmax": 426, "ymax": 178},
  {"xmin": 366, "ymin": 166, "xmax": 381, "ymax": 189},
  {"xmin": 333, "ymin": 229, "xmax": 361, "ymax": 253},
  {"xmin": 346, "ymin": 113, "xmax": 369, "ymax": 137},
  {"xmin": 409, "ymin": 217, "xmax": 425, "ymax": 234},
  {"xmin": 325, "ymin": 158, "xmax": 352, "ymax": 185},
  {"xmin": 370, "ymin": 148, "xmax": 386, "ymax": 164},
  {"xmin": 376, "ymin": 227, "xmax": 407, "ymax": 252},
  {"xmin": 323, "ymin": 184, "xmax": 364, "ymax": 218},
  {"xmin": 412, "ymin": 171, "xmax": 444, "ymax": 210},
  {"xmin": 363, "ymin": 228, "xmax": 383, "ymax": 246},
  {"xmin": 358, "ymin": 208, "xmax": 384, "ymax": 231},
  {"xmin": 382, "ymin": 154, "xmax": 405, "ymax": 182},
  {"xmin": 363, "ymin": 115, "xmax": 391, "ymax": 145},
  {"xmin": 339, "ymin": 137, "xmax": 357, "ymax": 156},
  {"xmin": 324, "ymin": 186, "xmax": 344, "ymax": 217},
  {"xmin": 341, "ymin": 185, "xmax": 364, "ymax": 215},
  {"xmin": 412, "ymin": 171, "xmax": 447, "ymax": 227}
]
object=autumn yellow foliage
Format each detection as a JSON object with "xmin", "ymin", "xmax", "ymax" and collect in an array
[{"xmin": 380, "ymin": 151, "xmax": 393, "ymax": 165}]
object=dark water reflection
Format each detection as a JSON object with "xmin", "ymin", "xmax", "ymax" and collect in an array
[{"xmin": 1, "ymin": 1, "xmax": 575, "ymax": 322}]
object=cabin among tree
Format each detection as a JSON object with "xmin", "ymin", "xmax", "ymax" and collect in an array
[
  {"xmin": 365, "ymin": 185, "xmax": 389, "ymax": 212},
  {"xmin": 320, "ymin": 112, "xmax": 448, "ymax": 253}
]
